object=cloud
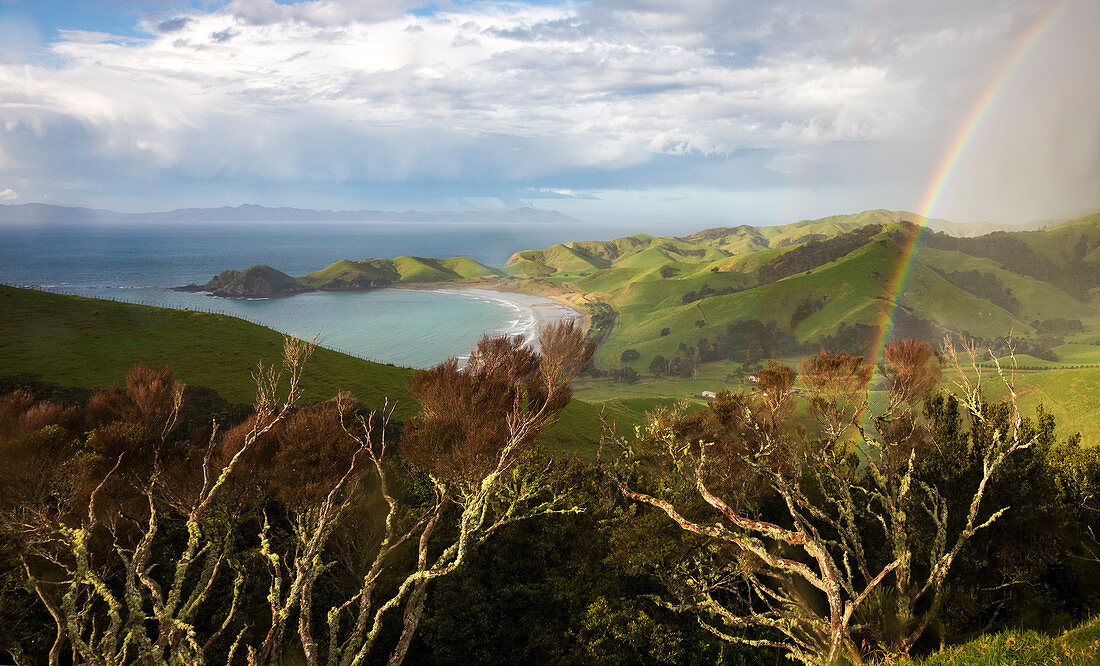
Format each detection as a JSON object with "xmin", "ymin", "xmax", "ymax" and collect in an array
[
  {"xmin": 0, "ymin": 188, "xmax": 17, "ymax": 201},
  {"xmin": 0, "ymin": 0, "xmax": 1095, "ymax": 223},
  {"xmin": 209, "ymin": 27, "xmax": 238, "ymax": 43},
  {"xmin": 156, "ymin": 17, "xmax": 192, "ymax": 33}
]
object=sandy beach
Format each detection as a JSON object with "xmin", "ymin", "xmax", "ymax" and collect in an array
[{"xmin": 430, "ymin": 287, "xmax": 588, "ymax": 346}]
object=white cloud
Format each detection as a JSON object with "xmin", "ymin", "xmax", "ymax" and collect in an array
[
  {"xmin": 0, "ymin": 0, "xmax": 1095, "ymax": 222},
  {"xmin": 0, "ymin": 188, "xmax": 17, "ymax": 201}
]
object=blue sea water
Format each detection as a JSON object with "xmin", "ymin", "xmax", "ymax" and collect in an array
[{"xmin": 0, "ymin": 219, "xmax": 692, "ymax": 367}]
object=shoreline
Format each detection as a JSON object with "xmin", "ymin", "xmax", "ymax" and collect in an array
[
  {"xmin": 395, "ymin": 277, "xmax": 592, "ymax": 325},
  {"xmin": 424, "ymin": 286, "xmax": 588, "ymax": 345}
]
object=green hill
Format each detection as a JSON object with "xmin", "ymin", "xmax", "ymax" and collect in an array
[
  {"xmin": 532, "ymin": 212, "xmax": 1100, "ymax": 443},
  {"xmin": 0, "ymin": 285, "xmax": 415, "ymax": 412},
  {"xmin": 521, "ymin": 216, "xmax": 1100, "ymax": 371},
  {"xmin": 300, "ymin": 255, "xmax": 499, "ymax": 288},
  {"xmin": 12, "ymin": 209, "xmax": 1100, "ymax": 453}
]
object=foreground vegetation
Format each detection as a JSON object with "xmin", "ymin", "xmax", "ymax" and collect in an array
[
  {"xmin": 2, "ymin": 319, "xmax": 1099, "ymax": 663},
  {"xmin": 901, "ymin": 616, "xmax": 1100, "ymax": 665}
]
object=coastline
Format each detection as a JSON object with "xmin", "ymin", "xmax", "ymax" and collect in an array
[
  {"xmin": 427, "ymin": 287, "xmax": 588, "ymax": 345},
  {"xmin": 395, "ymin": 277, "xmax": 591, "ymax": 322}
]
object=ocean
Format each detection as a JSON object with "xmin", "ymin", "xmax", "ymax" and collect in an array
[{"xmin": 0, "ymin": 219, "xmax": 692, "ymax": 367}]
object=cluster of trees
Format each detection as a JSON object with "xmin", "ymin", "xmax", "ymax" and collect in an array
[
  {"xmin": 649, "ymin": 320, "xmax": 801, "ymax": 379},
  {"xmin": 928, "ymin": 267, "xmax": 1022, "ymax": 315},
  {"xmin": 923, "ymin": 230, "xmax": 1100, "ymax": 299},
  {"xmin": 816, "ymin": 311, "xmax": 945, "ymax": 358},
  {"xmin": 756, "ymin": 225, "xmax": 883, "ymax": 285},
  {"xmin": 788, "ymin": 296, "xmax": 827, "ymax": 330},
  {"xmin": 589, "ymin": 352, "xmax": 642, "ymax": 383},
  {"xmin": 964, "ymin": 333, "xmax": 1070, "ymax": 363},
  {"xmin": 681, "ymin": 283, "xmax": 745, "ymax": 305},
  {"xmin": 1033, "ymin": 318, "xmax": 1085, "ymax": 335},
  {"xmin": 584, "ymin": 302, "xmax": 615, "ymax": 349},
  {"xmin": 2, "ymin": 330, "xmax": 1100, "ymax": 664}
]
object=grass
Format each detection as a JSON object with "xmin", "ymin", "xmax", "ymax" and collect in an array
[
  {"xmin": 898, "ymin": 615, "xmax": 1100, "ymax": 665},
  {"xmin": 0, "ymin": 285, "xmax": 417, "ymax": 414},
  {"xmin": 574, "ymin": 359, "xmax": 754, "ymax": 403},
  {"xmin": 946, "ymin": 364, "xmax": 1100, "ymax": 444}
]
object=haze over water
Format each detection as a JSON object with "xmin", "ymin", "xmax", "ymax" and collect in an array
[{"xmin": 0, "ymin": 220, "xmax": 682, "ymax": 367}]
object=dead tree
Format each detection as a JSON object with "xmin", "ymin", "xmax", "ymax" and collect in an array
[{"xmin": 601, "ymin": 338, "xmax": 1035, "ymax": 664}]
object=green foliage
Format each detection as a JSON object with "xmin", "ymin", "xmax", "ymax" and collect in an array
[
  {"xmin": 914, "ymin": 396, "xmax": 1100, "ymax": 646},
  {"xmin": 405, "ymin": 460, "xmax": 743, "ymax": 665},
  {"xmin": 929, "ymin": 267, "xmax": 1021, "ymax": 315},
  {"xmin": 611, "ymin": 367, "xmax": 639, "ymax": 384}
]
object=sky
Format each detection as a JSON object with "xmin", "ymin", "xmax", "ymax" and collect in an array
[{"xmin": 0, "ymin": 0, "xmax": 1096, "ymax": 226}]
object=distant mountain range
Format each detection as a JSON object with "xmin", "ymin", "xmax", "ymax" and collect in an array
[
  {"xmin": 0, "ymin": 203, "xmax": 583, "ymax": 225},
  {"xmin": 3, "ymin": 203, "xmax": 1094, "ymax": 233}
]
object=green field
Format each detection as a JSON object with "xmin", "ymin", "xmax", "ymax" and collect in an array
[{"xmin": 577, "ymin": 353, "xmax": 1100, "ymax": 445}]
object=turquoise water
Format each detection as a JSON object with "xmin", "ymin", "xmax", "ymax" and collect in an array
[
  {"xmin": 80, "ymin": 285, "xmax": 546, "ymax": 368},
  {"xmin": 0, "ymin": 220, "xmax": 681, "ymax": 367}
]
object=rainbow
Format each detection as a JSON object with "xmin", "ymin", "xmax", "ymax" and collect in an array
[{"xmin": 867, "ymin": 0, "xmax": 1072, "ymax": 373}]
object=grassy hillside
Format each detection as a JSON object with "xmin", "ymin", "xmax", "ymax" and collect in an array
[
  {"xmin": 0, "ymin": 285, "xmax": 416, "ymax": 413},
  {"xmin": 508, "ymin": 213, "xmax": 1100, "ymax": 444},
  {"xmin": 570, "ymin": 223, "xmax": 1091, "ymax": 367},
  {"xmin": 300, "ymin": 255, "xmax": 499, "ymax": 288}
]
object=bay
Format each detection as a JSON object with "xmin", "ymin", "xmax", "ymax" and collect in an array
[{"xmin": 0, "ymin": 219, "xmax": 692, "ymax": 367}]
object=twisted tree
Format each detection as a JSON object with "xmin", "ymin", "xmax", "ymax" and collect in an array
[{"xmin": 601, "ymin": 338, "xmax": 1035, "ymax": 664}]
